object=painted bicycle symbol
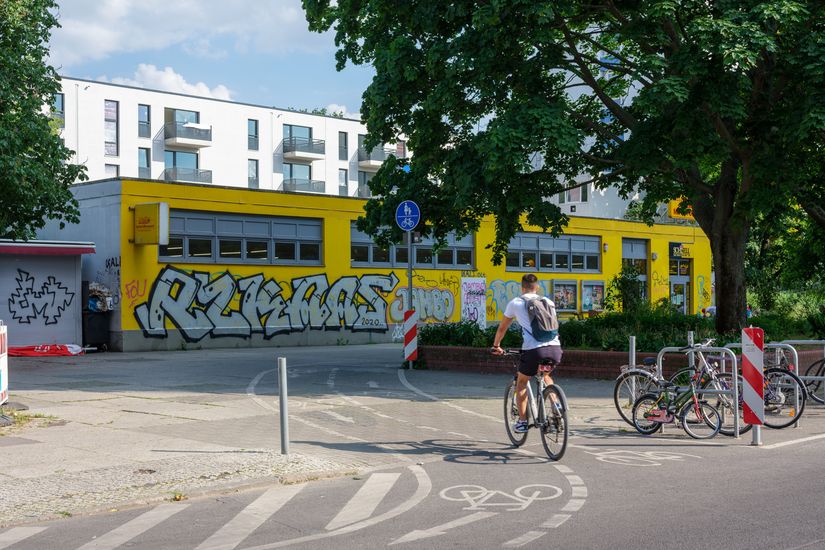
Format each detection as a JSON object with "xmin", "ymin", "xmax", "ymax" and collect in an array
[
  {"xmin": 582, "ymin": 448, "xmax": 701, "ymax": 467},
  {"xmin": 439, "ymin": 484, "xmax": 562, "ymax": 511}
]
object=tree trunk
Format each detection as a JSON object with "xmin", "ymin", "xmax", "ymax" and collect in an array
[{"xmin": 691, "ymin": 159, "xmax": 749, "ymax": 334}]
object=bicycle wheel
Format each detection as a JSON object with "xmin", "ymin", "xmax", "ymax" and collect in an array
[
  {"xmin": 703, "ymin": 373, "xmax": 752, "ymax": 436},
  {"xmin": 763, "ymin": 368, "xmax": 807, "ymax": 429},
  {"xmin": 540, "ymin": 385, "xmax": 568, "ymax": 461},
  {"xmin": 631, "ymin": 393, "xmax": 664, "ymax": 435},
  {"xmin": 669, "ymin": 368, "xmax": 694, "ymax": 387},
  {"xmin": 614, "ymin": 371, "xmax": 656, "ymax": 426},
  {"xmin": 504, "ymin": 380, "xmax": 528, "ymax": 446},
  {"xmin": 679, "ymin": 399, "xmax": 721, "ymax": 439},
  {"xmin": 803, "ymin": 359, "xmax": 825, "ymax": 405}
]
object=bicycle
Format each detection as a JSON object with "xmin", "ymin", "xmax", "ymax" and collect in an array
[
  {"xmin": 500, "ymin": 349, "xmax": 568, "ymax": 461},
  {"xmin": 803, "ymin": 357, "xmax": 825, "ymax": 404},
  {"xmin": 613, "ymin": 357, "xmax": 659, "ymax": 426},
  {"xmin": 631, "ymin": 371, "xmax": 722, "ymax": 439}
]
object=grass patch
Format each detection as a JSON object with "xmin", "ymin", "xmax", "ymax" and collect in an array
[{"xmin": 0, "ymin": 407, "xmax": 58, "ymax": 435}]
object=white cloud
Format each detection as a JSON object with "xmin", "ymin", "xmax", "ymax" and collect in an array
[
  {"xmin": 49, "ymin": 0, "xmax": 334, "ymax": 68},
  {"xmin": 105, "ymin": 64, "xmax": 233, "ymax": 100},
  {"xmin": 325, "ymin": 103, "xmax": 361, "ymax": 120}
]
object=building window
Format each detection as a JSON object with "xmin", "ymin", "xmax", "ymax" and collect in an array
[
  {"xmin": 248, "ymin": 119, "xmax": 259, "ymax": 150},
  {"xmin": 248, "ymin": 159, "xmax": 259, "ymax": 189},
  {"xmin": 138, "ymin": 104, "xmax": 151, "ymax": 138},
  {"xmin": 622, "ymin": 238, "xmax": 648, "ymax": 299},
  {"xmin": 138, "ymin": 148, "xmax": 150, "ymax": 179},
  {"xmin": 357, "ymin": 171, "xmax": 373, "ymax": 198},
  {"xmin": 339, "ymin": 131, "xmax": 348, "ymax": 161},
  {"xmin": 284, "ymin": 124, "xmax": 311, "ymax": 140},
  {"xmin": 350, "ymin": 223, "xmax": 473, "ymax": 269},
  {"xmin": 338, "ymin": 169, "xmax": 348, "ymax": 196},
  {"xmin": 165, "ymin": 150, "xmax": 198, "ymax": 169},
  {"xmin": 505, "ymin": 232, "xmax": 600, "ymax": 273},
  {"xmin": 396, "ymin": 140, "xmax": 407, "ymax": 158},
  {"xmin": 160, "ymin": 210, "xmax": 323, "ymax": 265},
  {"xmin": 104, "ymin": 164, "xmax": 119, "ymax": 177},
  {"xmin": 104, "ymin": 99, "xmax": 119, "ymax": 156},
  {"xmin": 582, "ymin": 281, "xmax": 605, "ymax": 312},
  {"xmin": 558, "ymin": 184, "xmax": 588, "ymax": 204},
  {"xmin": 52, "ymin": 93, "xmax": 65, "ymax": 128},
  {"xmin": 553, "ymin": 281, "xmax": 578, "ymax": 311},
  {"xmin": 283, "ymin": 162, "xmax": 310, "ymax": 181}
]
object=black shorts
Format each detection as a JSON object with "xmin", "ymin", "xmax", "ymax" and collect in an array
[{"xmin": 519, "ymin": 346, "xmax": 563, "ymax": 377}]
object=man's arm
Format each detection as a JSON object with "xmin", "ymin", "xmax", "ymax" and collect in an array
[{"xmin": 491, "ymin": 316, "xmax": 514, "ymax": 354}]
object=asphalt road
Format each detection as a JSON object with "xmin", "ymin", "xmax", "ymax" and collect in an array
[{"xmin": 3, "ymin": 344, "xmax": 825, "ymax": 550}]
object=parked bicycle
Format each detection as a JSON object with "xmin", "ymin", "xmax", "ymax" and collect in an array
[
  {"xmin": 632, "ymin": 370, "xmax": 722, "ymax": 439},
  {"xmin": 501, "ymin": 350, "xmax": 568, "ymax": 460}
]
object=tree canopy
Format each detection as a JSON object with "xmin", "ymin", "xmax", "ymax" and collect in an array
[
  {"xmin": 0, "ymin": 0, "xmax": 86, "ymax": 239},
  {"xmin": 304, "ymin": 0, "xmax": 825, "ymax": 332}
]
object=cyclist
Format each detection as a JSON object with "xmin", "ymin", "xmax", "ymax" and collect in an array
[{"xmin": 491, "ymin": 273, "xmax": 562, "ymax": 433}]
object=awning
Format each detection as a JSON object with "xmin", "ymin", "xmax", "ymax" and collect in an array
[{"xmin": 0, "ymin": 240, "xmax": 95, "ymax": 256}]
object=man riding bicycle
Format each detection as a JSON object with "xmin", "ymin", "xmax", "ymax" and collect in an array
[{"xmin": 491, "ymin": 274, "xmax": 562, "ymax": 434}]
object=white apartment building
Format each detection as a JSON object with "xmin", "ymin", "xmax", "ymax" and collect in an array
[{"xmin": 55, "ymin": 77, "xmax": 404, "ymax": 198}]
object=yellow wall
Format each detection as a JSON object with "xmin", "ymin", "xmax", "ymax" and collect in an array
[{"xmin": 115, "ymin": 179, "xmax": 711, "ymax": 348}]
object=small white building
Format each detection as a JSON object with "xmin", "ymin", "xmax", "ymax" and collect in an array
[{"xmin": 55, "ymin": 76, "xmax": 404, "ymax": 198}]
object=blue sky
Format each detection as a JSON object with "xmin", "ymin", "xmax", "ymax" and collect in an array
[{"xmin": 48, "ymin": 0, "xmax": 374, "ymax": 117}]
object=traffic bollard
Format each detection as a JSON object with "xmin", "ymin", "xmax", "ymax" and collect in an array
[{"xmin": 278, "ymin": 356, "xmax": 290, "ymax": 455}]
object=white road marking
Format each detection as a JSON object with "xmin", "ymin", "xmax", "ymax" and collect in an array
[
  {"xmin": 542, "ymin": 514, "xmax": 572, "ymax": 529},
  {"xmin": 416, "ymin": 425, "xmax": 440, "ymax": 432},
  {"xmin": 319, "ymin": 410, "xmax": 355, "ymax": 423},
  {"xmin": 561, "ymin": 499, "xmax": 586, "ymax": 512},
  {"xmin": 196, "ymin": 485, "xmax": 302, "ymax": 550},
  {"xmin": 570, "ymin": 486, "xmax": 588, "ymax": 498},
  {"xmin": 448, "ymin": 432, "xmax": 472, "ymax": 439},
  {"xmin": 397, "ymin": 369, "xmax": 500, "ymax": 422},
  {"xmin": 76, "ymin": 503, "xmax": 189, "ymax": 550},
  {"xmin": 502, "ymin": 530, "xmax": 546, "ymax": 547},
  {"xmin": 389, "ymin": 511, "xmax": 497, "ymax": 545},
  {"xmin": 367, "ymin": 381, "xmax": 379, "ymax": 388},
  {"xmin": 565, "ymin": 475, "xmax": 584, "ymax": 486},
  {"xmin": 762, "ymin": 433, "xmax": 825, "ymax": 449},
  {"xmin": 0, "ymin": 527, "xmax": 47, "ymax": 549},
  {"xmin": 553, "ymin": 464, "xmax": 573, "ymax": 474},
  {"xmin": 325, "ymin": 473, "xmax": 401, "ymax": 531}
]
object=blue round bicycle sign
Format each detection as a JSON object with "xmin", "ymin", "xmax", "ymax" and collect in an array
[{"xmin": 395, "ymin": 200, "xmax": 420, "ymax": 231}]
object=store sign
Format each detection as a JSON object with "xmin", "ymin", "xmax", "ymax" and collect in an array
[
  {"xmin": 668, "ymin": 198, "xmax": 694, "ymax": 220},
  {"xmin": 134, "ymin": 202, "xmax": 169, "ymax": 245},
  {"xmin": 669, "ymin": 242, "xmax": 692, "ymax": 259}
]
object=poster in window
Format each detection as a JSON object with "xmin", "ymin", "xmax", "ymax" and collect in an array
[
  {"xmin": 553, "ymin": 281, "xmax": 578, "ymax": 311},
  {"xmin": 582, "ymin": 282, "xmax": 604, "ymax": 312},
  {"xmin": 460, "ymin": 277, "xmax": 487, "ymax": 329}
]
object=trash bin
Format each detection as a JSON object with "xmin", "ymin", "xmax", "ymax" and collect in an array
[{"xmin": 81, "ymin": 281, "xmax": 111, "ymax": 351}]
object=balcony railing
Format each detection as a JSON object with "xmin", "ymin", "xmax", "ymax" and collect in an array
[
  {"xmin": 283, "ymin": 137, "xmax": 325, "ymax": 156},
  {"xmin": 161, "ymin": 167, "xmax": 212, "ymax": 184},
  {"xmin": 357, "ymin": 184, "xmax": 372, "ymax": 198},
  {"xmin": 357, "ymin": 146, "xmax": 393, "ymax": 163},
  {"xmin": 248, "ymin": 136, "xmax": 259, "ymax": 150},
  {"xmin": 138, "ymin": 166, "xmax": 150, "ymax": 179},
  {"xmin": 138, "ymin": 121, "xmax": 151, "ymax": 138},
  {"xmin": 164, "ymin": 122, "xmax": 212, "ymax": 142},
  {"xmin": 282, "ymin": 178, "xmax": 325, "ymax": 193}
]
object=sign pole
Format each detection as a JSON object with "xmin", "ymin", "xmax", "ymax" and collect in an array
[
  {"xmin": 395, "ymin": 198, "xmax": 421, "ymax": 369},
  {"xmin": 407, "ymin": 230, "xmax": 413, "ymax": 370}
]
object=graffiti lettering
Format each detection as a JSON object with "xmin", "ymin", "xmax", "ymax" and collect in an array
[
  {"xmin": 412, "ymin": 272, "xmax": 460, "ymax": 293},
  {"xmin": 488, "ymin": 279, "xmax": 552, "ymax": 316},
  {"xmin": 652, "ymin": 270, "xmax": 668, "ymax": 289},
  {"xmin": 8, "ymin": 270, "xmax": 75, "ymax": 325},
  {"xmin": 390, "ymin": 287, "xmax": 455, "ymax": 322},
  {"xmin": 123, "ymin": 279, "xmax": 148, "ymax": 308},
  {"xmin": 133, "ymin": 267, "xmax": 400, "ymax": 341}
]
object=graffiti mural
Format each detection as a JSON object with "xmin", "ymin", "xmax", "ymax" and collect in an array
[
  {"xmin": 389, "ymin": 287, "xmax": 455, "ymax": 322},
  {"xmin": 460, "ymin": 277, "xmax": 487, "ymax": 328},
  {"xmin": 133, "ymin": 266, "xmax": 400, "ymax": 341},
  {"xmin": 8, "ymin": 269, "xmax": 75, "ymax": 325},
  {"xmin": 488, "ymin": 279, "xmax": 552, "ymax": 316}
]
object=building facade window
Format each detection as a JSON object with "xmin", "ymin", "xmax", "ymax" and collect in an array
[
  {"xmin": 138, "ymin": 148, "xmax": 150, "ymax": 179},
  {"xmin": 248, "ymin": 159, "xmax": 259, "ymax": 189},
  {"xmin": 248, "ymin": 119, "xmax": 259, "ymax": 150},
  {"xmin": 160, "ymin": 210, "xmax": 323, "ymax": 265},
  {"xmin": 357, "ymin": 171, "xmax": 372, "ymax": 198},
  {"xmin": 52, "ymin": 93, "xmax": 65, "ymax": 127},
  {"xmin": 283, "ymin": 162, "xmax": 310, "ymax": 181},
  {"xmin": 165, "ymin": 150, "xmax": 198, "ymax": 169},
  {"xmin": 104, "ymin": 99, "xmax": 119, "ymax": 156},
  {"xmin": 339, "ymin": 169, "xmax": 348, "ymax": 196},
  {"xmin": 138, "ymin": 104, "xmax": 151, "ymax": 138},
  {"xmin": 559, "ymin": 184, "xmax": 588, "ymax": 204},
  {"xmin": 284, "ymin": 124, "xmax": 311, "ymax": 140},
  {"xmin": 505, "ymin": 232, "xmax": 600, "ymax": 273},
  {"xmin": 622, "ymin": 238, "xmax": 648, "ymax": 299},
  {"xmin": 104, "ymin": 164, "xmax": 119, "ymax": 177},
  {"xmin": 351, "ymin": 223, "xmax": 474, "ymax": 269},
  {"xmin": 339, "ymin": 131, "xmax": 348, "ymax": 161}
]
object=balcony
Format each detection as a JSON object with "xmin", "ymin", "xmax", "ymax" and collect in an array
[
  {"xmin": 357, "ymin": 146, "xmax": 393, "ymax": 171},
  {"xmin": 282, "ymin": 178, "xmax": 325, "ymax": 193},
  {"xmin": 164, "ymin": 122, "xmax": 212, "ymax": 148},
  {"xmin": 283, "ymin": 137, "xmax": 326, "ymax": 161},
  {"xmin": 138, "ymin": 167, "xmax": 151, "ymax": 179},
  {"xmin": 356, "ymin": 184, "xmax": 372, "ymax": 198},
  {"xmin": 161, "ymin": 167, "xmax": 212, "ymax": 184}
]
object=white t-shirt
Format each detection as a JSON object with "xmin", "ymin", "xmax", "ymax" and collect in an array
[{"xmin": 503, "ymin": 293, "xmax": 561, "ymax": 350}]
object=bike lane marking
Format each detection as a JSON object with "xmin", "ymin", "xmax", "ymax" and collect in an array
[
  {"xmin": 0, "ymin": 527, "xmax": 47, "ymax": 549},
  {"xmin": 761, "ymin": 433, "xmax": 825, "ymax": 450}
]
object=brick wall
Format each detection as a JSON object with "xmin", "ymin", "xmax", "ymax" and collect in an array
[{"xmin": 418, "ymin": 346, "xmax": 824, "ymax": 381}]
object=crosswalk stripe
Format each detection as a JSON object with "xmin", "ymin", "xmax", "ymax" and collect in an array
[
  {"xmin": 76, "ymin": 503, "xmax": 189, "ymax": 550},
  {"xmin": 0, "ymin": 527, "xmax": 47, "ymax": 549},
  {"xmin": 196, "ymin": 484, "xmax": 303, "ymax": 550},
  {"xmin": 325, "ymin": 473, "xmax": 400, "ymax": 531}
]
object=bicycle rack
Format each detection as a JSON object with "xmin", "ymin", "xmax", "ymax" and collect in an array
[
  {"xmin": 726, "ymin": 342, "xmax": 803, "ymax": 429},
  {"xmin": 782, "ymin": 339, "xmax": 825, "ymax": 405},
  {"xmin": 655, "ymin": 346, "xmax": 741, "ymax": 438}
]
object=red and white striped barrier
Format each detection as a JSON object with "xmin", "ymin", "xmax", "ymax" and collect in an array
[
  {"xmin": 404, "ymin": 310, "xmax": 418, "ymax": 361},
  {"xmin": 742, "ymin": 327, "xmax": 764, "ymax": 432},
  {"xmin": 0, "ymin": 324, "xmax": 8, "ymax": 405}
]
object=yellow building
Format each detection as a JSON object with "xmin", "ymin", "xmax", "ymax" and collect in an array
[{"xmin": 47, "ymin": 179, "xmax": 712, "ymax": 351}]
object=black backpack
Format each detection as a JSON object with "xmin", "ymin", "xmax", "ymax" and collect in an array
[{"xmin": 521, "ymin": 295, "xmax": 559, "ymax": 342}]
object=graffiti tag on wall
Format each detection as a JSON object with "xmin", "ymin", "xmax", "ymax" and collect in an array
[
  {"xmin": 488, "ymin": 279, "xmax": 552, "ymax": 316},
  {"xmin": 389, "ymin": 287, "xmax": 455, "ymax": 322},
  {"xmin": 8, "ymin": 269, "xmax": 75, "ymax": 325},
  {"xmin": 461, "ymin": 277, "xmax": 487, "ymax": 328},
  {"xmin": 133, "ymin": 266, "xmax": 400, "ymax": 341}
]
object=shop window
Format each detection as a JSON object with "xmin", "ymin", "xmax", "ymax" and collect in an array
[
  {"xmin": 582, "ymin": 281, "xmax": 605, "ymax": 312},
  {"xmin": 506, "ymin": 232, "xmax": 600, "ymax": 273},
  {"xmin": 350, "ymin": 223, "xmax": 474, "ymax": 269},
  {"xmin": 553, "ymin": 281, "xmax": 578, "ymax": 311}
]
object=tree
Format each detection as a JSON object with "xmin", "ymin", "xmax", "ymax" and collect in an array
[
  {"xmin": 0, "ymin": 0, "xmax": 86, "ymax": 240},
  {"xmin": 304, "ymin": 0, "xmax": 825, "ymax": 333}
]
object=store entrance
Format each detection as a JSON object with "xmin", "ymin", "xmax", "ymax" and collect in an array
[{"xmin": 669, "ymin": 257, "xmax": 691, "ymax": 314}]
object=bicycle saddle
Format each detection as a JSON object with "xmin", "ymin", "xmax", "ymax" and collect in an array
[
  {"xmin": 642, "ymin": 358, "xmax": 656, "ymax": 366},
  {"xmin": 656, "ymin": 380, "xmax": 676, "ymax": 388}
]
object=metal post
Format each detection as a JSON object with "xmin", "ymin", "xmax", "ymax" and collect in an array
[
  {"xmin": 752, "ymin": 425, "xmax": 762, "ymax": 446},
  {"xmin": 687, "ymin": 331, "xmax": 695, "ymax": 375},
  {"xmin": 407, "ymin": 231, "xmax": 413, "ymax": 370},
  {"xmin": 278, "ymin": 357, "xmax": 289, "ymax": 455},
  {"xmin": 629, "ymin": 336, "xmax": 636, "ymax": 368}
]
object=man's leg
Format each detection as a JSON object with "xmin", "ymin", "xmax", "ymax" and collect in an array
[{"xmin": 516, "ymin": 373, "xmax": 531, "ymax": 421}]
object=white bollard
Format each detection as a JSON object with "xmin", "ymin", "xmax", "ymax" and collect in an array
[{"xmin": 278, "ymin": 356, "xmax": 289, "ymax": 455}]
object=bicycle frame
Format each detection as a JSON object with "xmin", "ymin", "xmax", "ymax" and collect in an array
[{"xmin": 524, "ymin": 375, "xmax": 548, "ymax": 428}]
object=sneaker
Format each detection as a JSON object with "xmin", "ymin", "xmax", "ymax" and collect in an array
[{"xmin": 513, "ymin": 420, "xmax": 529, "ymax": 433}]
